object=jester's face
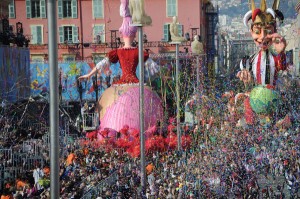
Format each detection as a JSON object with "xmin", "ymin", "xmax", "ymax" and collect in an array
[
  {"xmin": 251, "ymin": 19, "xmax": 276, "ymax": 50},
  {"xmin": 243, "ymin": 0, "xmax": 284, "ymax": 51}
]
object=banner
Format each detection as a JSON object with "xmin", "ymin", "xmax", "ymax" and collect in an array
[
  {"xmin": 0, "ymin": 46, "xmax": 30, "ymax": 102},
  {"xmin": 30, "ymin": 61, "xmax": 121, "ymax": 102}
]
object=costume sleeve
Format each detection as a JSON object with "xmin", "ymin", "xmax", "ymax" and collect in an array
[
  {"xmin": 274, "ymin": 52, "xmax": 287, "ymax": 71},
  {"xmin": 107, "ymin": 49, "xmax": 119, "ymax": 63},
  {"xmin": 95, "ymin": 57, "xmax": 110, "ymax": 73},
  {"xmin": 145, "ymin": 58, "xmax": 159, "ymax": 80}
]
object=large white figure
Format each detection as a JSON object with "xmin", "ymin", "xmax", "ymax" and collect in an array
[
  {"xmin": 191, "ymin": 35, "xmax": 204, "ymax": 55},
  {"xmin": 129, "ymin": 0, "xmax": 152, "ymax": 25},
  {"xmin": 170, "ymin": 16, "xmax": 186, "ymax": 42}
]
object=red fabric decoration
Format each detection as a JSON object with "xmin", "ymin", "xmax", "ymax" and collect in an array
[
  {"xmin": 165, "ymin": 132, "xmax": 177, "ymax": 149},
  {"xmin": 145, "ymin": 135, "xmax": 166, "ymax": 154},
  {"xmin": 168, "ymin": 124, "xmax": 176, "ymax": 133},
  {"xmin": 130, "ymin": 128, "xmax": 140, "ymax": 138},
  {"xmin": 145, "ymin": 138, "xmax": 156, "ymax": 152},
  {"xmin": 256, "ymin": 51, "xmax": 262, "ymax": 84},
  {"xmin": 252, "ymin": 9, "xmax": 261, "ymax": 21},
  {"xmin": 120, "ymin": 127, "xmax": 129, "ymax": 138},
  {"xmin": 115, "ymin": 138, "xmax": 131, "ymax": 149},
  {"xmin": 107, "ymin": 48, "xmax": 149, "ymax": 84},
  {"xmin": 169, "ymin": 117, "xmax": 175, "ymax": 124},
  {"xmin": 274, "ymin": 52, "xmax": 287, "ymax": 71},
  {"xmin": 86, "ymin": 131, "xmax": 97, "ymax": 139},
  {"xmin": 107, "ymin": 49, "xmax": 119, "ymax": 63},
  {"xmin": 181, "ymin": 135, "xmax": 191, "ymax": 149},
  {"xmin": 145, "ymin": 125, "xmax": 157, "ymax": 138},
  {"xmin": 244, "ymin": 97, "xmax": 255, "ymax": 124},
  {"xmin": 99, "ymin": 128, "xmax": 109, "ymax": 138},
  {"xmin": 127, "ymin": 144, "xmax": 140, "ymax": 158}
]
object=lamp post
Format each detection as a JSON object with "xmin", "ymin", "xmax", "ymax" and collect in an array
[
  {"xmin": 137, "ymin": 25, "xmax": 146, "ymax": 193},
  {"xmin": 170, "ymin": 41, "xmax": 182, "ymax": 152},
  {"xmin": 47, "ymin": 0, "xmax": 60, "ymax": 198}
]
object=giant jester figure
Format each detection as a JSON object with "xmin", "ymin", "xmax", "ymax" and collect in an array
[
  {"xmin": 236, "ymin": 0, "xmax": 287, "ymax": 125},
  {"xmin": 79, "ymin": 0, "xmax": 163, "ymax": 132}
]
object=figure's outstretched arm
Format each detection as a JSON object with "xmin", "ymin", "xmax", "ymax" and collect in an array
[
  {"xmin": 144, "ymin": 58, "xmax": 160, "ymax": 80},
  {"xmin": 78, "ymin": 57, "xmax": 110, "ymax": 81}
]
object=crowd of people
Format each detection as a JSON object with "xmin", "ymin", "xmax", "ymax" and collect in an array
[{"xmin": 0, "ymin": 72, "xmax": 299, "ymax": 199}]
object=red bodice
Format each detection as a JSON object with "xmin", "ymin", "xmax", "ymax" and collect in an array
[{"xmin": 107, "ymin": 48, "xmax": 149, "ymax": 85}]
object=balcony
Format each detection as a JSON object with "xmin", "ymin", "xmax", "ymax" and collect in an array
[{"xmin": 28, "ymin": 41, "xmax": 192, "ymax": 50}]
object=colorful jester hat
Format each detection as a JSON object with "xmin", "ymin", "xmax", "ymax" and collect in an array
[{"xmin": 243, "ymin": 0, "xmax": 284, "ymax": 28}]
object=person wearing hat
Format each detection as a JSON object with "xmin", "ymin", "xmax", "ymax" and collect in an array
[
  {"xmin": 237, "ymin": 0, "xmax": 287, "ymax": 87},
  {"xmin": 236, "ymin": 0, "xmax": 287, "ymax": 125}
]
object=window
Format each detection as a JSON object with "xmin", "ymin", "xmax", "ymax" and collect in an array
[
  {"xmin": 163, "ymin": 24, "xmax": 170, "ymax": 42},
  {"xmin": 93, "ymin": 0, "xmax": 104, "ymax": 18},
  {"xmin": 31, "ymin": 25, "xmax": 43, "ymax": 44},
  {"xmin": 64, "ymin": 26, "xmax": 72, "ymax": 43},
  {"xmin": 26, "ymin": 0, "xmax": 46, "ymax": 18},
  {"xmin": 58, "ymin": 0, "xmax": 77, "ymax": 18},
  {"xmin": 62, "ymin": 54, "xmax": 76, "ymax": 62},
  {"xmin": 9, "ymin": 0, "xmax": 15, "ymax": 18},
  {"xmin": 167, "ymin": 0, "xmax": 177, "ymax": 17},
  {"xmin": 31, "ymin": 0, "xmax": 41, "ymax": 18},
  {"xmin": 93, "ymin": 24, "xmax": 105, "ymax": 43},
  {"xmin": 31, "ymin": 54, "xmax": 45, "ymax": 62},
  {"xmin": 63, "ymin": 0, "xmax": 71, "ymax": 18},
  {"xmin": 59, "ymin": 26, "xmax": 78, "ymax": 43},
  {"xmin": 163, "ymin": 24, "xmax": 183, "ymax": 41}
]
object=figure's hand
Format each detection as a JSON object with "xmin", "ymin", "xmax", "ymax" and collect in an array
[
  {"xmin": 267, "ymin": 33, "xmax": 286, "ymax": 54},
  {"xmin": 78, "ymin": 74, "xmax": 90, "ymax": 81},
  {"xmin": 236, "ymin": 69, "xmax": 252, "ymax": 84}
]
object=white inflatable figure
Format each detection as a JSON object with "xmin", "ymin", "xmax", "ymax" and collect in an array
[
  {"xmin": 170, "ymin": 16, "xmax": 186, "ymax": 42},
  {"xmin": 129, "ymin": 0, "xmax": 152, "ymax": 25},
  {"xmin": 191, "ymin": 35, "xmax": 203, "ymax": 55},
  {"xmin": 184, "ymin": 95, "xmax": 197, "ymax": 125}
]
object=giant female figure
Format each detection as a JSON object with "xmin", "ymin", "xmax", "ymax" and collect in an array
[{"xmin": 79, "ymin": 0, "xmax": 162, "ymax": 132}]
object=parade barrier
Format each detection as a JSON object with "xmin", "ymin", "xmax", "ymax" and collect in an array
[
  {"xmin": 23, "ymin": 139, "xmax": 44, "ymax": 156},
  {"xmin": 42, "ymin": 134, "xmax": 50, "ymax": 145},
  {"xmin": 23, "ymin": 156, "xmax": 44, "ymax": 171},
  {"xmin": 81, "ymin": 172, "xmax": 118, "ymax": 199},
  {"xmin": 0, "ymin": 167, "xmax": 23, "ymax": 187},
  {"xmin": 0, "ymin": 148, "xmax": 12, "ymax": 166},
  {"xmin": 81, "ymin": 161, "xmax": 134, "ymax": 199}
]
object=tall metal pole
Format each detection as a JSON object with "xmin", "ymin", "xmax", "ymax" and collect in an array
[
  {"xmin": 47, "ymin": 0, "xmax": 60, "ymax": 198},
  {"xmin": 137, "ymin": 26, "xmax": 146, "ymax": 191},
  {"xmin": 175, "ymin": 43, "xmax": 181, "ymax": 151},
  {"xmin": 196, "ymin": 56, "xmax": 200, "ymax": 93}
]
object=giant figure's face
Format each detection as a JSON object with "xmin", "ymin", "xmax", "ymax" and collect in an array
[{"xmin": 250, "ymin": 14, "xmax": 276, "ymax": 51}]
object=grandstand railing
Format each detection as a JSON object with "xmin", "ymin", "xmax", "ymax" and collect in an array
[
  {"xmin": 81, "ymin": 160, "xmax": 132, "ymax": 199},
  {"xmin": 0, "ymin": 148, "xmax": 12, "ymax": 166}
]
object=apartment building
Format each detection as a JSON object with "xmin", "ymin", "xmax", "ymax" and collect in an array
[{"xmin": 7, "ymin": 0, "xmax": 209, "ymax": 62}]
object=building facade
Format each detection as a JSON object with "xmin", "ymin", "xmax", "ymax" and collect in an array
[
  {"xmin": 0, "ymin": 0, "xmax": 11, "ymax": 17},
  {"xmin": 283, "ymin": 2, "xmax": 300, "ymax": 77},
  {"xmin": 8, "ymin": 0, "xmax": 210, "ymax": 62}
]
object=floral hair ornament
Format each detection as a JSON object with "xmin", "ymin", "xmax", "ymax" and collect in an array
[{"xmin": 243, "ymin": 0, "xmax": 284, "ymax": 28}]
